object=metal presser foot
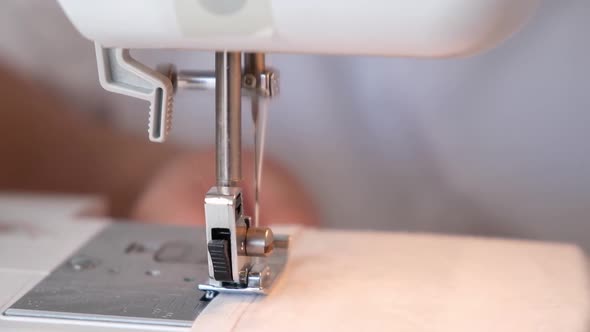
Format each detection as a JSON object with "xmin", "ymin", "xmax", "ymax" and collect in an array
[
  {"xmin": 198, "ymin": 186, "xmax": 290, "ymax": 295},
  {"xmin": 198, "ymin": 52, "xmax": 288, "ymax": 295}
]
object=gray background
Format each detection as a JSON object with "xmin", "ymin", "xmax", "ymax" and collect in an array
[{"xmin": 1, "ymin": 0, "xmax": 588, "ymax": 251}]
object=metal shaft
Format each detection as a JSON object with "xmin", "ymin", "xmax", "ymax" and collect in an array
[
  {"xmin": 177, "ymin": 70, "xmax": 216, "ymax": 90},
  {"xmin": 245, "ymin": 53, "xmax": 265, "ymax": 76},
  {"xmin": 215, "ymin": 52, "xmax": 242, "ymax": 187}
]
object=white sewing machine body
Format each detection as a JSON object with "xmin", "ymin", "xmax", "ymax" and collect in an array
[{"xmin": 58, "ymin": 0, "xmax": 537, "ymax": 57}]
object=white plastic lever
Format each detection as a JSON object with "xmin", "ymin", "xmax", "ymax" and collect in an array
[{"xmin": 95, "ymin": 43, "xmax": 174, "ymax": 143}]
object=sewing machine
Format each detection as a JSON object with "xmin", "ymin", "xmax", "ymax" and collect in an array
[{"xmin": 1, "ymin": 1, "xmax": 588, "ymax": 331}]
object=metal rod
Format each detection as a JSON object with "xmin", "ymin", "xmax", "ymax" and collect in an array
[
  {"xmin": 177, "ymin": 70, "xmax": 216, "ymax": 90},
  {"xmin": 215, "ymin": 52, "xmax": 242, "ymax": 187},
  {"xmin": 245, "ymin": 53, "xmax": 265, "ymax": 76}
]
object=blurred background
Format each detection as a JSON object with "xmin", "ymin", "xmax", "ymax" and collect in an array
[{"xmin": 1, "ymin": 0, "xmax": 589, "ymax": 251}]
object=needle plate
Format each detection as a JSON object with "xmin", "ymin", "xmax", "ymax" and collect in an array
[{"xmin": 4, "ymin": 223, "xmax": 212, "ymax": 327}]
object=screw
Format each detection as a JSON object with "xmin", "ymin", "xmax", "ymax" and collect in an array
[{"xmin": 243, "ymin": 74, "xmax": 256, "ymax": 88}]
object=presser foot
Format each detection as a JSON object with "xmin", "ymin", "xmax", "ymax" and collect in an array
[
  {"xmin": 198, "ymin": 237, "xmax": 289, "ymax": 295},
  {"xmin": 203, "ymin": 186, "xmax": 290, "ymax": 295}
]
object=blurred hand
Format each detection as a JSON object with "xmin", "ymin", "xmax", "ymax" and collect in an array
[
  {"xmin": 132, "ymin": 150, "xmax": 318, "ymax": 227},
  {"xmin": 0, "ymin": 65, "xmax": 316, "ymax": 226}
]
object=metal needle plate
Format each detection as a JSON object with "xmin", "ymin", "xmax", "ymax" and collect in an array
[{"xmin": 4, "ymin": 223, "xmax": 213, "ymax": 327}]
